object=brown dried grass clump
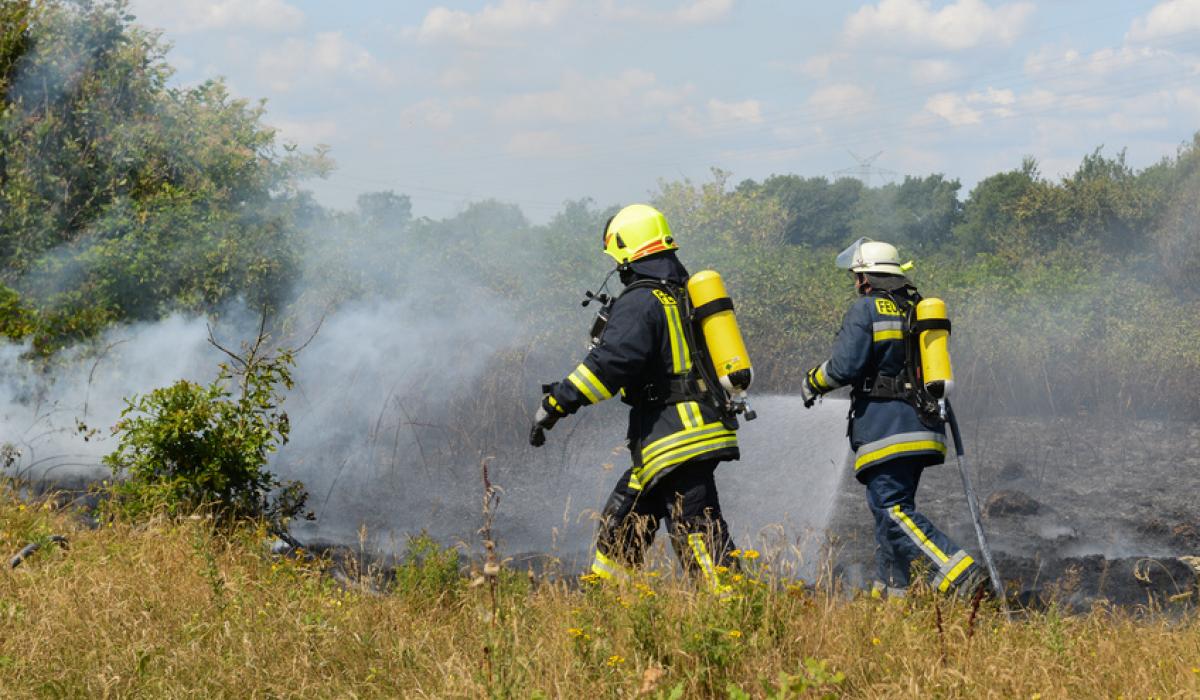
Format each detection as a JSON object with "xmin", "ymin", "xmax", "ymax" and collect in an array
[{"xmin": 1, "ymin": 484, "xmax": 1199, "ymax": 698}]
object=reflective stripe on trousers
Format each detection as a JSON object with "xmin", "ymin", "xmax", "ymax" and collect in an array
[
  {"xmin": 887, "ymin": 505, "xmax": 975, "ymax": 592},
  {"xmin": 591, "ymin": 550, "xmax": 631, "ymax": 581}
]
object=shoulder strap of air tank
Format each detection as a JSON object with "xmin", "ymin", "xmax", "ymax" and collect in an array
[{"xmin": 617, "ymin": 278, "xmax": 679, "ymax": 301}]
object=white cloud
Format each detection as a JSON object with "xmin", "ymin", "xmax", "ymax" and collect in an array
[
  {"xmin": 396, "ymin": 98, "xmax": 481, "ymax": 131},
  {"xmin": 505, "ymin": 130, "xmax": 586, "ymax": 158},
  {"xmin": 845, "ymin": 0, "xmax": 1034, "ymax": 51},
  {"xmin": 1179, "ymin": 87, "xmax": 1200, "ymax": 117},
  {"xmin": 924, "ymin": 87, "xmax": 1016, "ymax": 126},
  {"xmin": 603, "ymin": 0, "xmax": 735, "ymax": 25},
  {"xmin": 270, "ymin": 118, "xmax": 339, "ymax": 146},
  {"xmin": 673, "ymin": 0, "xmax": 735, "ymax": 23},
  {"xmin": 670, "ymin": 97, "xmax": 763, "ymax": 135},
  {"xmin": 910, "ymin": 59, "xmax": 962, "ymax": 85},
  {"xmin": 399, "ymin": 99, "xmax": 456, "ymax": 131},
  {"xmin": 770, "ymin": 54, "xmax": 845, "ymax": 80},
  {"xmin": 1021, "ymin": 43, "xmax": 1197, "ymax": 101},
  {"xmin": 412, "ymin": 0, "xmax": 571, "ymax": 45},
  {"xmin": 924, "ymin": 93, "xmax": 981, "ymax": 125},
  {"xmin": 495, "ymin": 69, "xmax": 690, "ymax": 124},
  {"xmin": 798, "ymin": 55, "xmax": 834, "ymax": 80},
  {"xmin": 257, "ymin": 33, "xmax": 391, "ymax": 93},
  {"xmin": 807, "ymin": 83, "xmax": 873, "ymax": 117},
  {"xmin": 707, "ymin": 98, "xmax": 762, "ymax": 125},
  {"xmin": 1129, "ymin": 0, "xmax": 1200, "ymax": 42},
  {"xmin": 130, "ymin": 0, "xmax": 304, "ymax": 34}
]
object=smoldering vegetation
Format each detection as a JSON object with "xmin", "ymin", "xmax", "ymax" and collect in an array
[{"xmin": 4, "ymin": 0, "xmax": 1200, "ymax": 605}]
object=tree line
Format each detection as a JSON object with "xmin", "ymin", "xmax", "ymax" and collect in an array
[{"xmin": 4, "ymin": 0, "xmax": 1200, "ymax": 418}]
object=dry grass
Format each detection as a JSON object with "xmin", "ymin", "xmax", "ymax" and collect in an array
[{"xmin": 2, "ymin": 487, "xmax": 1199, "ymax": 699}]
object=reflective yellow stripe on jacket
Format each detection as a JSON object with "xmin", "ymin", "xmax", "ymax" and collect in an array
[
  {"xmin": 624, "ymin": 287, "xmax": 737, "ymax": 492},
  {"xmin": 872, "ymin": 320, "xmax": 904, "ymax": 343},
  {"xmin": 854, "ymin": 431, "xmax": 946, "ymax": 472},
  {"xmin": 658, "ymin": 292, "xmax": 692, "ymax": 374},
  {"xmin": 631, "ymin": 421, "xmax": 737, "ymax": 491},
  {"xmin": 568, "ymin": 363, "xmax": 613, "ymax": 404}
]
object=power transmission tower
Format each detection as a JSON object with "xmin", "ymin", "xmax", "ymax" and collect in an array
[{"xmin": 833, "ymin": 150, "xmax": 897, "ymax": 187}]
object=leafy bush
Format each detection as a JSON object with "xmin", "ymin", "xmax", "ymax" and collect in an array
[
  {"xmin": 103, "ymin": 337, "xmax": 307, "ymax": 526},
  {"xmin": 392, "ymin": 533, "xmax": 462, "ymax": 601}
]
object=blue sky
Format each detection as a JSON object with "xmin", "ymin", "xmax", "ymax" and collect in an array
[{"xmin": 127, "ymin": 0, "xmax": 1200, "ymax": 220}]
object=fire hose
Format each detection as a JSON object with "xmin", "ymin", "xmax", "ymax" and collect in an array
[
  {"xmin": 945, "ymin": 399, "xmax": 1006, "ymax": 605},
  {"xmin": 10, "ymin": 534, "xmax": 69, "ymax": 569}
]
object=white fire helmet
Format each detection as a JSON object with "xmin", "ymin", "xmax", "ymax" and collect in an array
[{"xmin": 835, "ymin": 237, "xmax": 908, "ymax": 276}]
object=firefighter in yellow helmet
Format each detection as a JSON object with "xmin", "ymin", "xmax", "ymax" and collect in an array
[
  {"xmin": 530, "ymin": 204, "xmax": 741, "ymax": 591},
  {"xmin": 799, "ymin": 238, "xmax": 984, "ymax": 597}
]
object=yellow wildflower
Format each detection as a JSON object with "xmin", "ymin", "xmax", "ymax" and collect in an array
[
  {"xmin": 729, "ymin": 549, "xmax": 742, "ymax": 558},
  {"xmin": 872, "ymin": 637, "xmax": 881, "ymax": 646},
  {"xmin": 606, "ymin": 655, "xmax": 625, "ymax": 667},
  {"xmin": 568, "ymin": 628, "xmax": 584, "ymax": 638},
  {"xmin": 580, "ymin": 573, "xmax": 602, "ymax": 584},
  {"xmin": 742, "ymin": 549, "xmax": 760, "ymax": 560},
  {"xmin": 714, "ymin": 565, "xmax": 729, "ymax": 575},
  {"xmin": 727, "ymin": 630, "xmax": 742, "ymax": 639}
]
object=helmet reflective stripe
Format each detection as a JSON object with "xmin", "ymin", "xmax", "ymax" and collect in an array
[
  {"xmin": 835, "ymin": 237, "xmax": 906, "ymax": 276},
  {"xmin": 603, "ymin": 204, "xmax": 678, "ymax": 265}
]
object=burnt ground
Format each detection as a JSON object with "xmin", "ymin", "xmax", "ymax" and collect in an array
[
  {"xmin": 826, "ymin": 415, "xmax": 1200, "ymax": 610},
  {"xmin": 14, "ymin": 413, "xmax": 1200, "ymax": 610}
]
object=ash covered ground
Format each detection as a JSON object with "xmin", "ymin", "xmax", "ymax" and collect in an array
[{"xmin": 826, "ymin": 414, "xmax": 1200, "ymax": 609}]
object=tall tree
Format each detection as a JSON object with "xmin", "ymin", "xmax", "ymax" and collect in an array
[{"xmin": 0, "ymin": 0, "xmax": 327, "ymax": 353}]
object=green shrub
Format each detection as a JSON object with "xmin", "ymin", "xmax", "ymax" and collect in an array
[
  {"xmin": 391, "ymin": 533, "xmax": 462, "ymax": 600},
  {"xmin": 103, "ymin": 340, "xmax": 307, "ymax": 527}
]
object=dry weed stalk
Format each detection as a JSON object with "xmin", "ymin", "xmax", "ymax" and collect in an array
[{"xmin": 478, "ymin": 454, "xmax": 501, "ymax": 692}]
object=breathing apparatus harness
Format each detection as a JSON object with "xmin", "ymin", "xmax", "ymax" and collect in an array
[
  {"xmin": 858, "ymin": 287, "xmax": 949, "ymax": 429},
  {"xmin": 578, "ymin": 268, "xmax": 739, "ymax": 423}
]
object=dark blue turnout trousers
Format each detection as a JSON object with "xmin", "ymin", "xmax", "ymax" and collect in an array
[{"xmin": 863, "ymin": 458, "xmax": 979, "ymax": 592}]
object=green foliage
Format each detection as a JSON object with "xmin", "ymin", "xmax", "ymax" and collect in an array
[
  {"xmin": 0, "ymin": 0, "xmax": 327, "ymax": 353},
  {"xmin": 0, "ymin": 0, "xmax": 34, "ymax": 102},
  {"xmin": 103, "ymin": 337, "xmax": 307, "ymax": 526},
  {"xmin": 738, "ymin": 174, "xmax": 864, "ymax": 247},
  {"xmin": 952, "ymin": 159, "xmax": 1039, "ymax": 255},
  {"xmin": 653, "ymin": 168, "xmax": 788, "ymax": 247},
  {"xmin": 391, "ymin": 533, "xmax": 462, "ymax": 601}
]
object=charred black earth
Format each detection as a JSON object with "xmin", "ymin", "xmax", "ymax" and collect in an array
[{"xmin": 825, "ymin": 415, "xmax": 1200, "ymax": 610}]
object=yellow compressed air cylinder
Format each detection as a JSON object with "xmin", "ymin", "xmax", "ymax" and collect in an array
[
  {"xmin": 916, "ymin": 298, "xmax": 954, "ymax": 399},
  {"xmin": 687, "ymin": 270, "xmax": 753, "ymax": 394}
]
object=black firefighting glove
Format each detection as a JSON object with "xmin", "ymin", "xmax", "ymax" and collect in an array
[
  {"xmin": 799, "ymin": 365, "xmax": 827, "ymax": 408},
  {"xmin": 798, "ymin": 377, "xmax": 816, "ymax": 409},
  {"xmin": 529, "ymin": 395, "xmax": 563, "ymax": 447}
]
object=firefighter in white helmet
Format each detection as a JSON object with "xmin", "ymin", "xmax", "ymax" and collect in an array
[{"xmin": 799, "ymin": 238, "xmax": 984, "ymax": 597}]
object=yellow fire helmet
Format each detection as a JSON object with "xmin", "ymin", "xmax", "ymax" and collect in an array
[{"xmin": 603, "ymin": 204, "xmax": 678, "ymax": 266}]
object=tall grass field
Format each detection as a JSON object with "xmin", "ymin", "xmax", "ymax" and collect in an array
[{"xmin": 2, "ymin": 483, "xmax": 1199, "ymax": 698}]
